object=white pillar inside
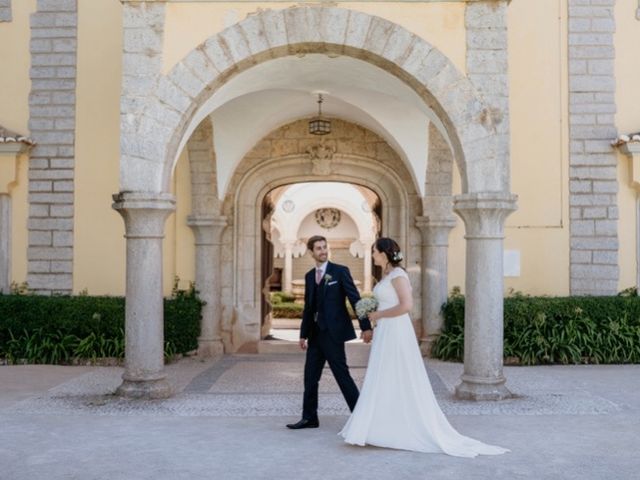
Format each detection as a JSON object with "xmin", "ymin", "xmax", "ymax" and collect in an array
[
  {"xmin": 363, "ymin": 241, "xmax": 373, "ymax": 293},
  {"xmin": 453, "ymin": 192, "xmax": 517, "ymax": 401},
  {"xmin": 112, "ymin": 192, "xmax": 175, "ymax": 399},
  {"xmin": 283, "ymin": 241, "xmax": 294, "ymax": 293}
]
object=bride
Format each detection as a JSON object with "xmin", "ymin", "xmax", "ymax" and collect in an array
[{"xmin": 339, "ymin": 237, "xmax": 509, "ymax": 457}]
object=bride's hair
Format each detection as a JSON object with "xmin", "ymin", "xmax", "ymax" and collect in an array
[{"xmin": 375, "ymin": 237, "xmax": 404, "ymax": 267}]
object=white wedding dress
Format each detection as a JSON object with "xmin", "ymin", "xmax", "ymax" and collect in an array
[{"xmin": 339, "ymin": 268, "xmax": 509, "ymax": 457}]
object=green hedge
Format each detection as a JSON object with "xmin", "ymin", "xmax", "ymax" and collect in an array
[
  {"xmin": 270, "ymin": 292, "xmax": 296, "ymax": 305},
  {"xmin": 0, "ymin": 286, "xmax": 203, "ymax": 364},
  {"xmin": 272, "ymin": 303, "xmax": 304, "ymax": 318},
  {"xmin": 432, "ymin": 291, "xmax": 640, "ymax": 365},
  {"xmin": 270, "ymin": 301, "xmax": 365, "ymax": 319}
]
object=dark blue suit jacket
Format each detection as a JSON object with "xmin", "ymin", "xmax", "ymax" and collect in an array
[{"xmin": 300, "ymin": 262, "xmax": 372, "ymax": 343}]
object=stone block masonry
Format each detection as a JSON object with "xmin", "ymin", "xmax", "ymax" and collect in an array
[
  {"xmin": 568, "ymin": 0, "xmax": 619, "ymax": 295},
  {"xmin": 27, "ymin": 0, "xmax": 77, "ymax": 294},
  {"xmin": 0, "ymin": 0, "xmax": 10, "ymax": 23}
]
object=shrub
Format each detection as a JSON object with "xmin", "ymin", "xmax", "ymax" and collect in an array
[
  {"xmin": 270, "ymin": 292, "xmax": 296, "ymax": 305},
  {"xmin": 432, "ymin": 290, "xmax": 640, "ymax": 365},
  {"xmin": 0, "ymin": 285, "xmax": 202, "ymax": 364},
  {"xmin": 272, "ymin": 302, "xmax": 304, "ymax": 318}
]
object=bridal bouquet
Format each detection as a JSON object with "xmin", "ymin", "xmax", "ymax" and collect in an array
[{"xmin": 355, "ymin": 297, "xmax": 378, "ymax": 320}]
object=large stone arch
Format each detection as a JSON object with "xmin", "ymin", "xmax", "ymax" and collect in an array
[
  {"xmin": 120, "ymin": 6, "xmax": 506, "ymax": 196},
  {"xmin": 114, "ymin": 2, "xmax": 517, "ymax": 402}
]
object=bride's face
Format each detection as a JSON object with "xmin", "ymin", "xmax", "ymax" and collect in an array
[{"xmin": 372, "ymin": 245, "xmax": 387, "ymax": 268}]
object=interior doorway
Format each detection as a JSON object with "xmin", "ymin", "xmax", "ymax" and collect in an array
[{"xmin": 260, "ymin": 182, "xmax": 382, "ymax": 343}]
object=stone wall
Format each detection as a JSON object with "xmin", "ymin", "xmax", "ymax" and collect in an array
[
  {"xmin": 425, "ymin": 123, "xmax": 454, "ymax": 214},
  {"xmin": 186, "ymin": 117, "xmax": 219, "ymax": 216},
  {"xmin": 27, "ymin": 0, "xmax": 78, "ymax": 294},
  {"xmin": 227, "ymin": 118, "xmax": 414, "ymax": 200},
  {"xmin": 465, "ymin": 0, "xmax": 510, "ymax": 189},
  {"xmin": 568, "ymin": 0, "xmax": 619, "ymax": 295}
]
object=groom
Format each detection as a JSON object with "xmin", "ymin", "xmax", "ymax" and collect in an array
[{"xmin": 286, "ymin": 235, "xmax": 373, "ymax": 429}]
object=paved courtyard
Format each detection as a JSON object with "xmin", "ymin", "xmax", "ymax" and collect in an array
[{"xmin": 1, "ymin": 343, "xmax": 639, "ymax": 480}]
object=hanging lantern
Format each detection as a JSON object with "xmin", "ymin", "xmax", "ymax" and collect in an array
[{"xmin": 308, "ymin": 93, "xmax": 331, "ymax": 136}]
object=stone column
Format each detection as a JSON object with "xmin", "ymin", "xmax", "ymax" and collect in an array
[
  {"xmin": 415, "ymin": 216, "xmax": 456, "ymax": 357},
  {"xmin": 453, "ymin": 192, "xmax": 516, "ymax": 401},
  {"xmin": 112, "ymin": 192, "xmax": 175, "ymax": 399},
  {"xmin": 283, "ymin": 241, "xmax": 294, "ymax": 294},
  {"xmin": 187, "ymin": 214, "xmax": 227, "ymax": 357},
  {"xmin": 0, "ymin": 0, "xmax": 11, "ymax": 23}
]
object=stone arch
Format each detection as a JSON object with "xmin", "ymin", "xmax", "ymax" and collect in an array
[
  {"xmin": 217, "ymin": 118, "xmax": 421, "ymax": 352},
  {"xmin": 115, "ymin": 3, "xmax": 518, "ymax": 401},
  {"xmin": 122, "ymin": 6, "xmax": 504, "ymax": 196}
]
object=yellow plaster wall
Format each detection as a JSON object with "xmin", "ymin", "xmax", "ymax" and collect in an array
[
  {"xmin": 504, "ymin": 0, "xmax": 570, "ymax": 295},
  {"xmin": 0, "ymin": 0, "xmax": 35, "ymax": 134},
  {"xmin": 617, "ymin": 150, "xmax": 636, "ymax": 291},
  {"xmin": 74, "ymin": 0, "xmax": 196, "ymax": 296},
  {"xmin": 163, "ymin": 149, "xmax": 195, "ymax": 295},
  {"xmin": 448, "ymin": 0, "xmax": 571, "ymax": 296},
  {"xmin": 74, "ymin": 0, "xmax": 125, "ymax": 295},
  {"xmin": 0, "ymin": 1, "xmax": 36, "ymax": 288},
  {"xmin": 40, "ymin": 0, "xmax": 640, "ymax": 297},
  {"xmin": 615, "ymin": 0, "xmax": 640, "ymax": 290},
  {"xmin": 162, "ymin": 2, "xmax": 466, "ymax": 74}
]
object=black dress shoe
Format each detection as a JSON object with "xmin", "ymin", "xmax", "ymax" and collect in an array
[{"xmin": 286, "ymin": 418, "xmax": 319, "ymax": 429}]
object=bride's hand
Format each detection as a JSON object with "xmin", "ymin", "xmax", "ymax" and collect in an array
[{"xmin": 368, "ymin": 311, "xmax": 380, "ymax": 322}]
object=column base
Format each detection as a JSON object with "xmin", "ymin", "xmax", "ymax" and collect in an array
[
  {"xmin": 419, "ymin": 337, "xmax": 438, "ymax": 357},
  {"xmin": 454, "ymin": 375, "xmax": 512, "ymax": 401},
  {"xmin": 197, "ymin": 338, "xmax": 225, "ymax": 357},
  {"xmin": 116, "ymin": 376, "xmax": 173, "ymax": 399}
]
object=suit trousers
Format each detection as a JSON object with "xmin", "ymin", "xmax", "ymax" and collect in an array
[{"xmin": 302, "ymin": 325, "xmax": 359, "ymax": 421}]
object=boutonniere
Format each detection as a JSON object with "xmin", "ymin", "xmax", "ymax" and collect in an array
[{"xmin": 323, "ymin": 274, "xmax": 333, "ymax": 285}]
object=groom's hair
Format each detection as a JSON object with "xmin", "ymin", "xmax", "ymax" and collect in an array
[{"xmin": 307, "ymin": 235, "xmax": 327, "ymax": 251}]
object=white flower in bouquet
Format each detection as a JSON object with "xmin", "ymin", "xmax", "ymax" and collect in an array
[{"xmin": 355, "ymin": 297, "xmax": 378, "ymax": 319}]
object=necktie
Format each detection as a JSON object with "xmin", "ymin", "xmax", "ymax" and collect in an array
[{"xmin": 315, "ymin": 268, "xmax": 323, "ymax": 285}]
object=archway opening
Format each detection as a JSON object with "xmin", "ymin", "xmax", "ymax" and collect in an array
[{"xmin": 260, "ymin": 182, "xmax": 382, "ymax": 344}]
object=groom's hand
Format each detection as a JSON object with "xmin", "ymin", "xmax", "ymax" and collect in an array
[
  {"xmin": 299, "ymin": 338, "xmax": 308, "ymax": 350},
  {"xmin": 361, "ymin": 329, "xmax": 373, "ymax": 344}
]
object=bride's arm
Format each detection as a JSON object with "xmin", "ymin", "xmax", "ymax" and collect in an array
[{"xmin": 368, "ymin": 276, "xmax": 413, "ymax": 321}]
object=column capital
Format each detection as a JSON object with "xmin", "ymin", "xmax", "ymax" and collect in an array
[
  {"xmin": 187, "ymin": 214, "xmax": 228, "ymax": 244},
  {"xmin": 415, "ymin": 215, "xmax": 457, "ymax": 246},
  {"xmin": 453, "ymin": 192, "xmax": 517, "ymax": 239},
  {"xmin": 112, "ymin": 191, "xmax": 175, "ymax": 238}
]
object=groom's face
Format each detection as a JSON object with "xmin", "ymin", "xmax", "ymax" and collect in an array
[{"xmin": 311, "ymin": 240, "xmax": 328, "ymax": 264}]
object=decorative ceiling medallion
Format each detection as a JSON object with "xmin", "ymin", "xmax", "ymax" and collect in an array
[
  {"xmin": 315, "ymin": 208, "xmax": 341, "ymax": 229},
  {"xmin": 282, "ymin": 199, "xmax": 295, "ymax": 213}
]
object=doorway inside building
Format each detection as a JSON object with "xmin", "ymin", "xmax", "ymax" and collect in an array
[{"xmin": 260, "ymin": 182, "xmax": 382, "ymax": 343}]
